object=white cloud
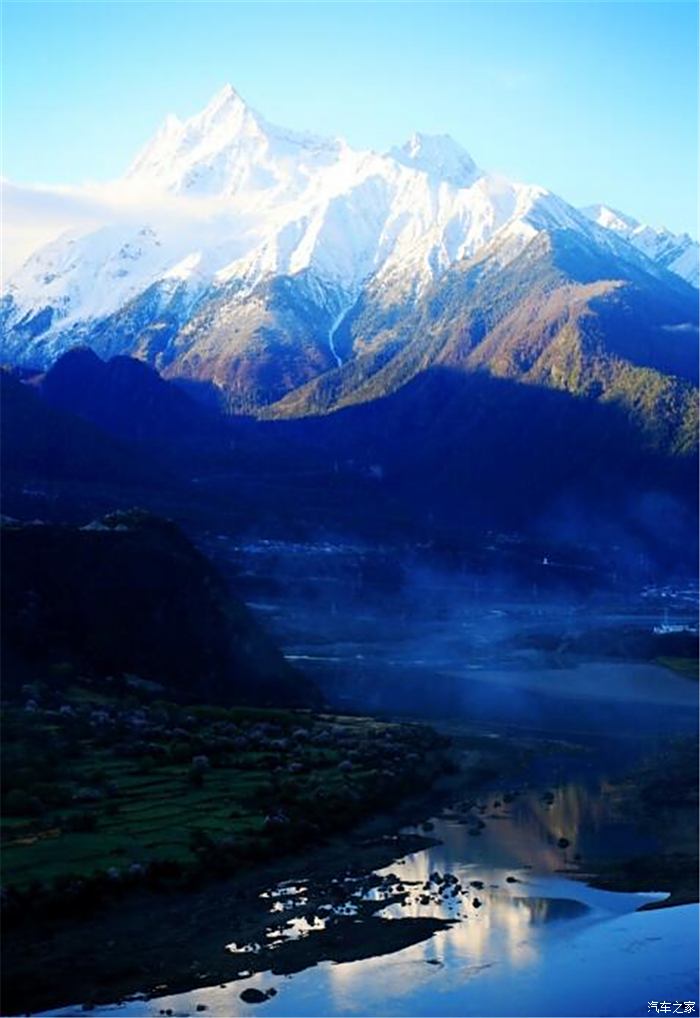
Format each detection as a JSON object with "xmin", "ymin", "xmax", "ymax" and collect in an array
[
  {"xmin": 0, "ymin": 178, "xmax": 251, "ymax": 283},
  {"xmin": 1, "ymin": 180, "xmax": 106, "ymax": 280}
]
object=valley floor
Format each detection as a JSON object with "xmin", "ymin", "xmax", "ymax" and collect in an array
[{"xmin": 2, "ymin": 721, "xmax": 697, "ymax": 1017}]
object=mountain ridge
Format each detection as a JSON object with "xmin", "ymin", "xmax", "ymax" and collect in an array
[
  {"xmin": 2, "ymin": 84, "xmax": 697, "ymax": 401},
  {"xmin": 263, "ymin": 226, "xmax": 698, "ymax": 458}
]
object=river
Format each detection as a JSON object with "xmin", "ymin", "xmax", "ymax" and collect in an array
[
  {"xmin": 37, "ymin": 539, "xmax": 699, "ymax": 1017},
  {"xmin": 39, "ymin": 765, "xmax": 698, "ymax": 1017}
]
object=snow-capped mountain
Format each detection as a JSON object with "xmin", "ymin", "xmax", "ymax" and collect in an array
[
  {"xmin": 388, "ymin": 132, "xmax": 482, "ymax": 187},
  {"xmin": 2, "ymin": 84, "xmax": 697, "ymax": 410},
  {"xmin": 581, "ymin": 203, "xmax": 699, "ymax": 288}
]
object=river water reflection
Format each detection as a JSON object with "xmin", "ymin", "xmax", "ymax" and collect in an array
[{"xmin": 40, "ymin": 768, "xmax": 699, "ymax": 1018}]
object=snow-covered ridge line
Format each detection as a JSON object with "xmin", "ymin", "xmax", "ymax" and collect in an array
[
  {"xmin": 2, "ymin": 83, "xmax": 698, "ymax": 371},
  {"xmin": 581, "ymin": 204, "xmax": 699, "ymax": 288}
]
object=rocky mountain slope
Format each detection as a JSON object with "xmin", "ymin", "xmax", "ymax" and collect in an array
[
  {"xmin": 2, "ymin": 85, "xmax": 697, "ymax": 418},
  {"xmin": 266, "ymin": 227, "xmax": 698, "ymax": 457}
]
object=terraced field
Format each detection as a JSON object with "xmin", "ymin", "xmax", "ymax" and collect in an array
[{"xmin": 1, "ymin": 685, "xmax": 448, "ymax": 898}]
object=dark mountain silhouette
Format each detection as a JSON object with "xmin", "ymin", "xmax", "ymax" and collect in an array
[
  {"xmin": 2, "ymin": 330, "xmax": 696, "ymax": 574},
  {"xmin": 2, "ymin": 510, "xmax": 319, "ymax": 707},
  {"xmin": 0, "ymin": 369, "xmax": 157, "ymax": 486},
  {"xmin": 40, "ymin": 347, "xmax": 224, "ymax": 448}
]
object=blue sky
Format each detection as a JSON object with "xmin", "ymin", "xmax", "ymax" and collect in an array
[{"xmin": 2, "ymin": 1, "xmax": 698, "ymax": 234}]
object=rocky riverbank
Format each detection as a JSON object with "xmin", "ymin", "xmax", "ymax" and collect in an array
[{"xmin": 1, "ymin": 723, "xmax": 531, "ymax": 1015}]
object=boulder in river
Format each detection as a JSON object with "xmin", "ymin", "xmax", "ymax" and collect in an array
[{"xmin": 240, "ymin": 988, "xmax": 268, "ymax": 1004}]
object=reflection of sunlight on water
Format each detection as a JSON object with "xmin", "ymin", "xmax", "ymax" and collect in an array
[
  {"xmin": 364, "ymin": 875, "xmax": 586, "ymax": 971},
  {"xmin": 326, "ymin": 954, "xmax": 408, "ymax": 1013},
  {"xmin": 46, "ymin": 902, "xmax": 698, "ymax": 1018},
  {"xmin": 324, "ymin": 888, "xmax": 569, "ymax": 1013},
  {"xmin": 51, "ymin": 780, "xmax": 683, "ymax": 1018},
  {"xmin": 402, "ymin": 779, "xmax": 655, "ymax": 876},
  {"xmin": 323, "ymin": 871, "xmax": 662, "ymax": 1015},
  {"xmin": 223, "ymin": 784, "xmax": 667, "ymax": 1014},
  {"xmin": 335, "ymin": 779, "xmax": 666, "ymax": 998},
  {"xmin": 267, "ymin": 915, "xmax": 328, "ymax": 943}
]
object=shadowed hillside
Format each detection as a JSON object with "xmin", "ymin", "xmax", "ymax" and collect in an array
[{"xmin": 1, "ymin": 510, "xmax": 319, "ymax": 708}]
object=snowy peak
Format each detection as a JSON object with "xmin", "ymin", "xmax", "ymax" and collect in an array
[
  {"xmin": 126, "ymin": 83, "xmax": 275, "ymax": 195},
  {"xmin": 130, "ymin": 84, "xmax": 487, "ymax": 202},
  {"xmin": 581, "ymin": 203, "xmax": 698, "ymax": 288},
  {"xmin": 200, "ymin": 82, "xmax": 246, "ymax": 118},
  {"xmin": 581, "ymin": 203, "xmax": 640, "ymax": 233},
  {"xmin": 126, "ymin": 84, "xmax": 347, "ymax": 201},
  {"xmin": 3, "ymin": 84, "xmax": 699, "ymax": 377},
  {"xmin": 388, "ymin": 132, "xmax": 482, "ymax": 188},
  {"xmin": 184, "ymin": 83, "xmax": 263, "ymax": 144}
]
